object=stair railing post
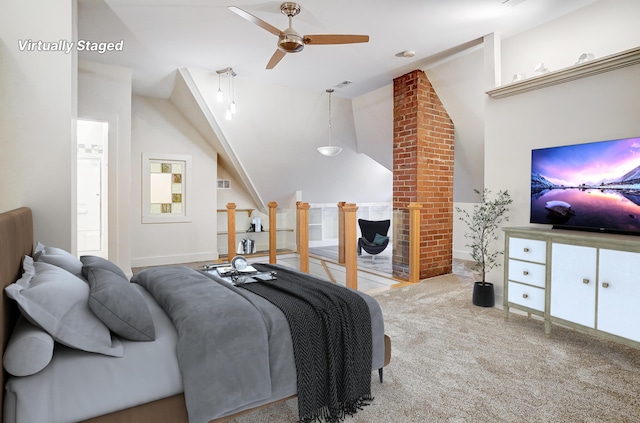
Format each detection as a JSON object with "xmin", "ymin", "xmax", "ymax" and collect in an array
[
  {"xmin": 337, "ymin": 201, "xmax": 346, "ymax": 264},
  {"xmin": 295, "ymin": 201, "xmax": 301, "ymax": 253},
  {"xmin": 268, "ymin": 201, "xmax": 278, "ymax": 264},
  {"xmin": 408, "ymin": 202, "xmax": 422, "ymax": 283},
  {"xmin": 226, "ymin": 202, "xmax": 237, "ymax": 261},
  {"xmin": 343, "ymin": 203, "xmax": 358, "ymax": 290},
  {"xmin": 297, "ymin": 202, "xmax": 310, "ymax": 273}
]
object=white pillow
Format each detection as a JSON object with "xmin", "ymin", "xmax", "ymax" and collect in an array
[
  {"xmin": 33, "ymin": 242, "xmax": 83, "ymax": 277},
  {"xmin": 3, "ymin": 316, "xmax": 54, "ymax": 377},
  {"xmin": 5, "ymin": 256, "xmax": 123, "ymax": 357}
]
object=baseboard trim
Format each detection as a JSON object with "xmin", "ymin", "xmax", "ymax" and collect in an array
[
  {"xmin": 131, "ymin": 251, "xmax": 219, "ymax": 268},
  {"xmin": 453, "ymin": 249, "xmax": 472, "ymax": 261}
]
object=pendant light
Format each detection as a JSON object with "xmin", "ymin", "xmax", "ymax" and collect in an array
[
  {"xmin": 215, "ymin": 67, "xmax": 237, "ymax": 120},
  {"xmin": 216, "ymin": 73, "xmax": 223, "ymax": 103},
  {"xmin": 225, "ymin": 72, "xmax": 233, "ymax": 120},
  {"xmin": 317, "ymin": 89, "xmax": 342, "ymax": 157},
  {"xmin": 230, "ymin": 72, "xmax": 237, "ymax": 114}
]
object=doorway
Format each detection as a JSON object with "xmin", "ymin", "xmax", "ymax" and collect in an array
[{"xmin": 77, "ymin": 119, "xmax": 108, "ymax": 258}]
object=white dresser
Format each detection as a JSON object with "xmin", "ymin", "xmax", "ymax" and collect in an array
[{"xmin": 503, "ymin": 227, "xmax": 640, "ymax": 348}]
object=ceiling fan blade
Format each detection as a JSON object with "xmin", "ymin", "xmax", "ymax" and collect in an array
[
  {"xmin": 303, "ymin": 34, "xmax": 369, "ymax": 45},
  {"xmin": 228, "ymin": 6, "xmax": 282, "ymax": 37},
  {"xmin": 266, "ymin": 49, "xmax": 286, "ymax": 69}
]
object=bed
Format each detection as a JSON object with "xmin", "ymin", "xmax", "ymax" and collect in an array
[{"xmin": 0, "ymin": 207, "xmax": 391, "ymax": 423}]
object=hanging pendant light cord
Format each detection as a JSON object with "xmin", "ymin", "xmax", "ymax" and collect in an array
[{"xmin": 327, "ymin": 88, "xmax": 333, "ymax": 146}]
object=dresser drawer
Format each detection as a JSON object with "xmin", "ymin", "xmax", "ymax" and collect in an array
[
  {"xmin": 508, "ymin": 259, "xmax": 546, "ymax": 288},
  {"xmin": 508, "ymin": 281, "xmax": 545, "ymax": 312},
  {"xmin": 508, "ymin": 237, "xmax": 546, "ymax": 263}
]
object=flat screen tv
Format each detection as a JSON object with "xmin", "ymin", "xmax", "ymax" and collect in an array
[{"xmin": 531, "ymin": 136, "xmax": 640, "ymax": 235}]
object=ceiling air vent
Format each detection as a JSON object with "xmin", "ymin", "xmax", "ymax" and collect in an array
[
  {"xmin": 335, "ymin": 80, "xmax": 354, "ymax": 88},
  {"xmin": 502, "ymin": 0, "xmax": 526, "ymax": 6}
]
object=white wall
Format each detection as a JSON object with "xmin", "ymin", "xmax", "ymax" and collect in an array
[
  {"xmin": 216, "ymin": 166, "xmax": 258, "ymax": 211},
  {"xmin": 484, "ymin": 0, "xmax": 640, "ymax": 300},
  {"xmin": 186, "ymin": 68, "xmax": 393, "ymax": 207},
  {"xmin": 501, "ymin": 0, "xmax": 640, "ymax": 85},
  {"xmin": 78, "ymin": 60, "xmax": 132, "ymax": 273},
  {"xmin": 352, "ymin": 85, "xmax": 393, "ymax": 171},
  {"xmin": 424, "ymin": 47, "xmax": 487, "ymax": 203},
  {"xmin": 351, "ymin": 42, "xmax": 488, "ymax": 204},
  {"xmin": 0, "ymin": 0, "xmax": 76, "ymax": 251},
  {"xmin": 130, "ymin": 96, "xmax": 218, "ymax": 267},
  {"xmin": 215, "ymin": 165, "xmax": 266, "ymax": 253}
]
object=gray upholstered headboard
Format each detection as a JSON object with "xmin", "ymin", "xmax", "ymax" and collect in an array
[{"xmin": 0, "ymin": 207, "xmax": 33, "ymax": 422}]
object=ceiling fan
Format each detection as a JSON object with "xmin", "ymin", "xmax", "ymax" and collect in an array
[{"xmin": 229, "ymin": 2, "xmax": 369, "ymax": 69}]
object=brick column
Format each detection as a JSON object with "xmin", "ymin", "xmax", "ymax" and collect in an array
[{"xmin": 392, "ymin": 69, "xmax": 454, "ymax": 280}]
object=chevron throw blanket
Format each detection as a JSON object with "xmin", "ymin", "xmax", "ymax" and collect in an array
[{"xmin": 240, "ymin": 264, "xmax": 373, "ymax": 422}]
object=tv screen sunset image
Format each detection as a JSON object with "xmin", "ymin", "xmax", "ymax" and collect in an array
[{"xmin": 530, "ymin": 137, "xmax": 640, "ymax": 233}]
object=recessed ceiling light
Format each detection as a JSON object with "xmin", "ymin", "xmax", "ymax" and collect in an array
[{"xmin": 395, "ymin": 50, "xmax": 416, "ymax": 58}]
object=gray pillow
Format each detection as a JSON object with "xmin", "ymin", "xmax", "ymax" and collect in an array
[
  {"xmin": 80, "ymin": 255, "xmax": 128, "ymax": 281},
  {"xmin": 372, "ymin": 233, "xmax": 389, "ymax": 245},
  {"xmin": 33, "ymin": 242, "xmax": 83, "ymax": 277},
  {"xmin": 84, "ymin": 267, "xmax": 156, "ymax": 341},
  {"xmin": 5, "ymin": 256, "xmax": 123, "ymax": 357},
  {"xmin": 3, "ymin": 316, "xmax": 54, "ymax": 377}
]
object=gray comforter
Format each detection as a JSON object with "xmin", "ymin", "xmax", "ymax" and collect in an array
[{"xmin": 131, "ymin": 265, "xmax": 385, "ymax": 423}]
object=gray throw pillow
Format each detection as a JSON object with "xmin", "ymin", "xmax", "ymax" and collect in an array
[
  {"xmin": 372, "ymin": 233, "xmax": 389, "ymax": 245},
  {"xmin": 3, "ymin": 316, "xmax": 54, "ymax": 377},
  {"xmin": 33, "ymin": 242, "xmax": 83, "ymax": 277},
  {"xmin": 5, "ymin": 256, "xmax": 123, "ymax": 357},
  {"xmin": 80, "ymin": 255, "xmax": 128, "ymax": 281},
  {"xmin": 84, "ymin": 267, "xmax": 156, "ymax": 342}
]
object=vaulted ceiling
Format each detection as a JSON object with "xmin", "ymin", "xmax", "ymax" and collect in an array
[{"xmin": 78, "ymin": 0, "xmax": 598, "ymax": 99}]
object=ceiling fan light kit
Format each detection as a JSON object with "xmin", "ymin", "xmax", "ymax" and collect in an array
[
  {"xmin": 279, "ymin": 32, "xmax": 305, "ymax": 53},
  {"xmin": 229, "ymin": 3, "xmax": 369, "ymax": 69}
]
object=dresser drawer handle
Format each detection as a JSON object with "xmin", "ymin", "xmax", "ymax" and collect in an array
[
  {"xmin": 602, "ymin": 282, "xmax": 610, "ymax": 288},
  {"xmin": 523, "ymin": 247, "xmax": 530, "ymax": 253},
  {"xmin": 523, "ymin": 270, "xmax": 529, "ymax": 276},
  {"xmin": 522, "ymin": 293, "xmax": 529, "ymax": 299},
  {"xmin": 582, "ymin": 279, "xmax": 590, "ymax": 284}
]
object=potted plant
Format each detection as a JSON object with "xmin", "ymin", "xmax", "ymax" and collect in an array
[{"xmin": 456, "ymin": 188, "xmax": 513, "ymax": 307}]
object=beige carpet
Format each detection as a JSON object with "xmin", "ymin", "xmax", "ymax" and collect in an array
[{"xmin": 230, "ymin": 270, "xmax": 640, "ymax": 422}]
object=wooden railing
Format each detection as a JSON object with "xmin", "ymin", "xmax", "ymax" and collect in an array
[
  {"xmin": 222, "ymin": 200, "xmax": 424, "ymax": 289},
  {"xmin": 226, "ymin": 203, "xmax": 236, "ymax": 262},
  {"xmin": 342, "ymin": 203, "xmax": 358, "ymax": 289},
  {"xmin": 296, "ymin": 201, "xmax": 310, "ymax": 273},
  {"xmin": 337, "ymin": 201, "xmax": 346, "ymax": 264},
  {"xmin": 268, "ymin": 202, "xmax": 278, "ymax": 264},
  {"xmin": 408, "ymin": 202, "xmax": 422, "ymax": 283}
]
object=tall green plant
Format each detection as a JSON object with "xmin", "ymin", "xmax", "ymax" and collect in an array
[{"xmin": 456, "ymin": 189, "xmax": 513, "ymax": 283}]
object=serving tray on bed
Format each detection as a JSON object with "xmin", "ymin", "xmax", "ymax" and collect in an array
[{"xmin": 201, "ymin": 264, "xmax": 277, "ymax": 285}]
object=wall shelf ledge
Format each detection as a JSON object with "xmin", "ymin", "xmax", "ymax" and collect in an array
[{"xmin": 487, "ymin": 46, "xmax": 640, "ymax": 99}]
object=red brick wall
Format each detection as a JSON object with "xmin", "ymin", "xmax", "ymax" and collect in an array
[{"xmin": 392, "ymin": 70, "xmax": 454, "ymax": 280}]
